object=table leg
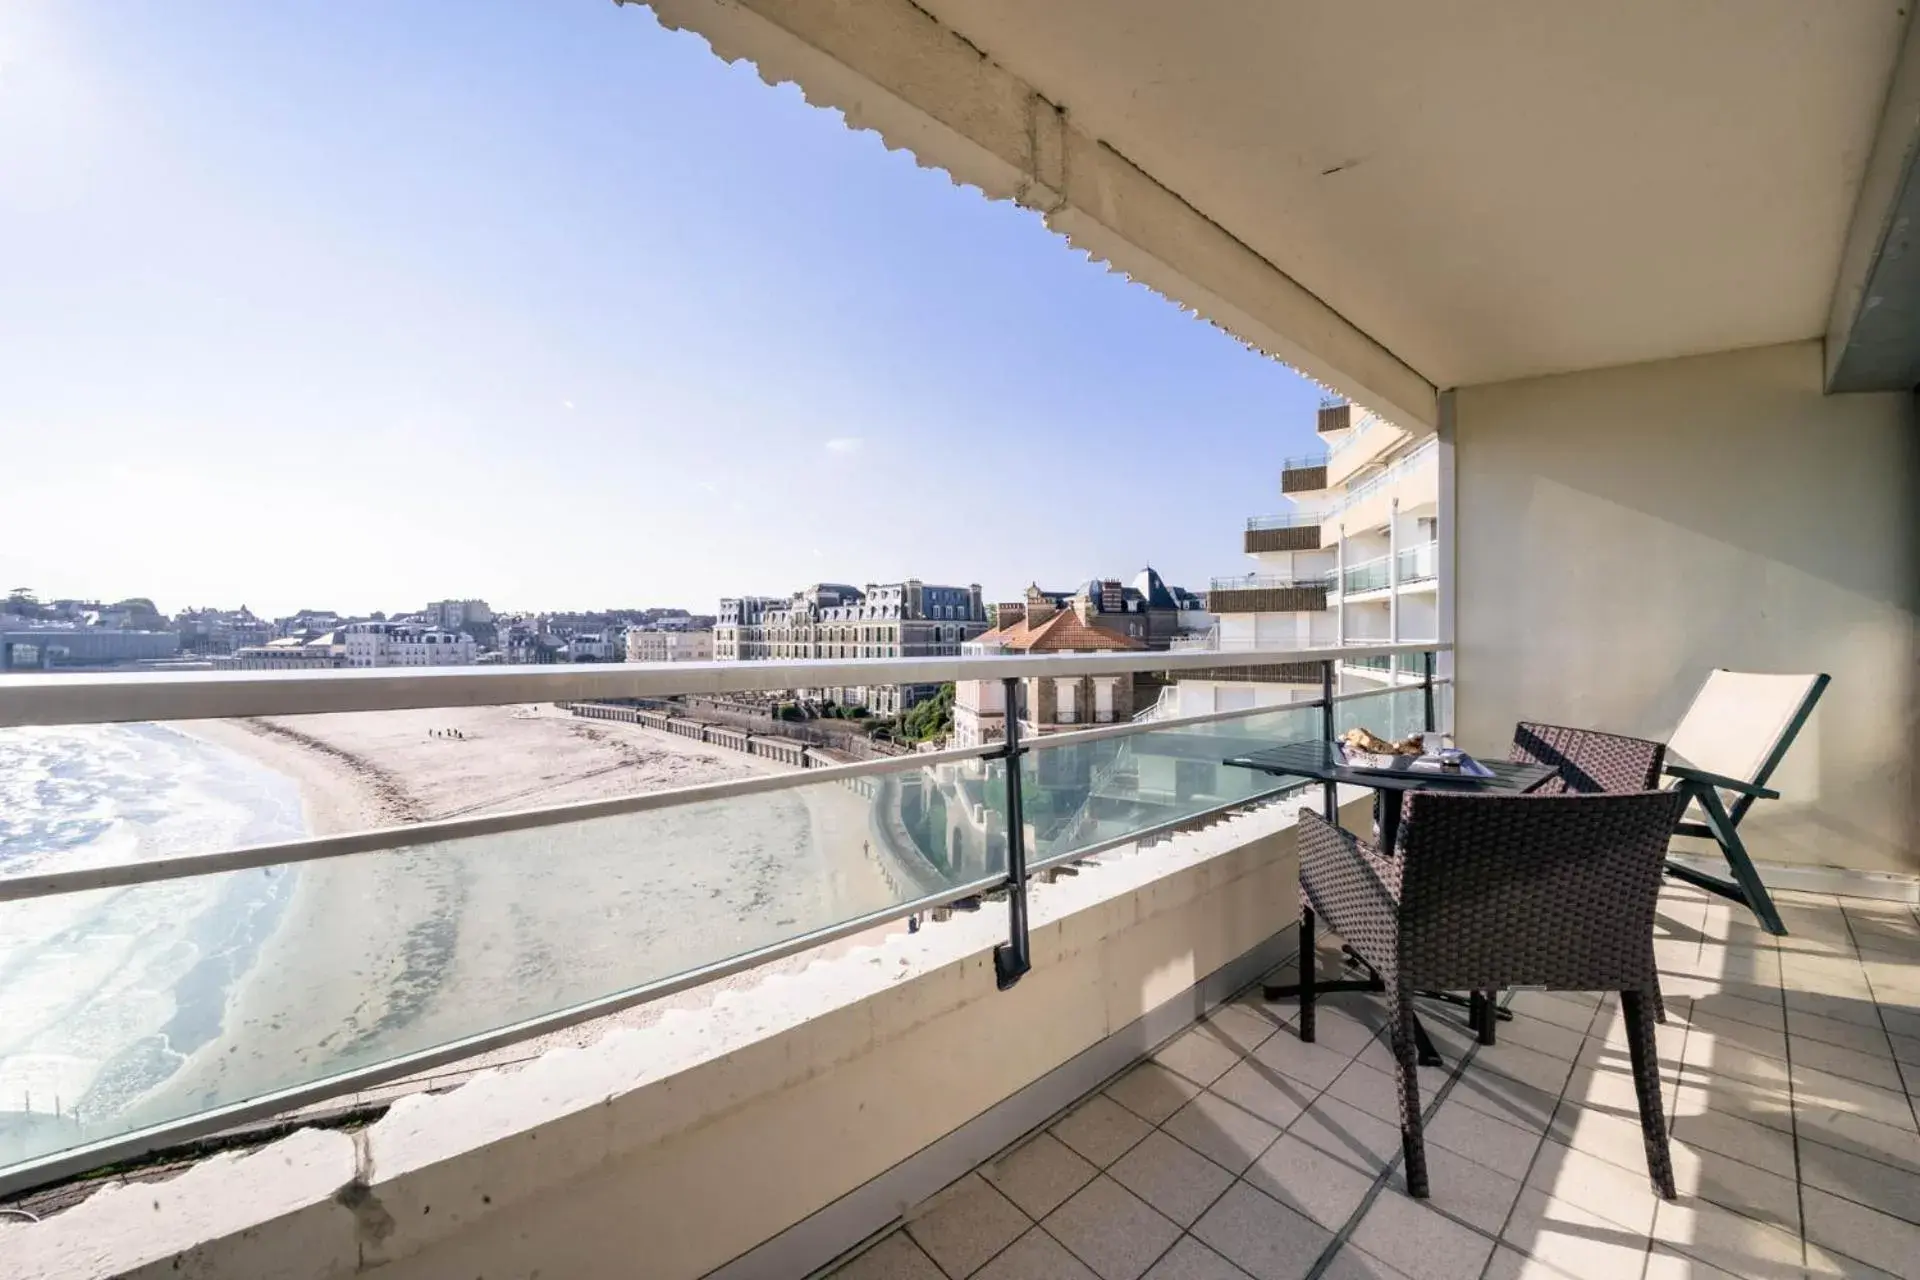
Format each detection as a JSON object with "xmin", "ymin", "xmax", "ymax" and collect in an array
[{"xmin": 1376, "ymin": 788, "xmax": 1402, "ymax": 854}]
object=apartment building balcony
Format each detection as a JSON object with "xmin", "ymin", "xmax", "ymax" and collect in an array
[
  {"xmin": 11, "ymin": 3, "xmax": 1920, "ymax": 1276},
  {"xmin": 4, "ymin": 652, "xmax": 1912, "ymax": 1280},
  {"xmin": 1337, "ymin": 543, "xmax": 1439, "ymax": 602},
  {"xmin": 1323, "ymin": 439, "xmax": 1438, "ymax": 539},
  {"xmin": 1325, "ymin": 410, "xmax": 1412, "ymax": 488},
  {"xmin": 1244, "ymin": 513, "xmax": 1323, "ymax": 554},
  {"xmin": 1206, "ymin": 573, "xmax": 1333, "ymax": 614},
  {"xmin": 1278, "ymin": 453, "xmax": 1330, "ymax": 495}
]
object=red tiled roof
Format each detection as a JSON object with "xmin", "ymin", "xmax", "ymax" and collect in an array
[{"xmin": 978, "ymin": 609, "xmax": 1148, "ymax": 653}]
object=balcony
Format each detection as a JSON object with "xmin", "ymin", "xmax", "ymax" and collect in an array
[
  {"xmin": 823, "ymin": 881, "xmax": 1920, "ymax": 1280},
  {"xmin": 1325, "ymin": 411, "xmax": 1412, "ymax": 487},
  {"xmin": 4, "ymin": 644, "xmax": 1909, "ymax": 1280},
  {"xmin": 1206, "ymin": 574, "xmax": 1333, "ymax": 614},
  {"xmin": 1324, "ymin": 439, "xmax": 1438, "ymax": 536},
  {"xmin": 1244, "ymin": 513, "xmax": 1323, "ymax": 554},
  {"xmin": 1279, "ymin": 453, "xmax": 1330, "ymax": 495},
  {"xmin": 1398, "ymin": 540, "xmax": 1439, "ymax": 586},
  {"xmin": 1341, "ymin": 555, "xmax": 1393, "ymax": 596}
]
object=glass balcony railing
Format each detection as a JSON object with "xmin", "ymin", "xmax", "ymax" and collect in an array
[
  {"xmin": 1398, "ymin": 540, "xmax": 1439, "ymax": 584},
  {"xmin": 1328, "ymin": 437, "xmax": 1437, "ymax": 516},
  {"xmin": 0, "ymin": 645, "xmax": 1449, "ymax": 1193},
  {"xmin": 1342, "ymin": 556, "xmax": 1392, "ymax": 594},
  {"xmin": 1208, "ymin": 573, "xmax": 1336, "ymax": 592},
  {"xmin": 1244, "ymin": 511, "xmax": 1322, "ymax": 531}
]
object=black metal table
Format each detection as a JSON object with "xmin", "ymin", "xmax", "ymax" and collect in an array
[{"xmin": 1224, "ymin": 740, "xmax": 1557, "ymax": 1064}]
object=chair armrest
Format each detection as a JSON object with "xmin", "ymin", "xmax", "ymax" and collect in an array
[
  {"xmin": 1663, "ymin": 763, "xmax": 1780, "ymax": 800},
  {"xmin": 1298, "ymin": 811, "xmax": 1401, "ymax": 903}
]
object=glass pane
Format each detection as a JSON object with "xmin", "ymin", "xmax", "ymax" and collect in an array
[
  {"xmin": 1333, "ymin": 687, "xmax": 1430, "ymax": 743},
  {"xmin": 0, "ymin": 755, "xmax": 999, "ymax": 1179},
  {"xmin": 1025, "ymin": 702, "xmax": 1333, "ymax": 866}
]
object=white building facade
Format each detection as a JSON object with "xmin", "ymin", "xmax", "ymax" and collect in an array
[
  {"xmin": 341, "ymin": 622, "xmax": 477, "ymax": 668},
  {"xmin": 715, "ymin": 581, "xmax": 988, "ymax": 714},
  {"xmin": 627, "ymin": 629, "xmax": 714, "ymax": 663},
  {"xmin": 1174, "ymin": 400, "xmax": 1440, "ymax": 717}
]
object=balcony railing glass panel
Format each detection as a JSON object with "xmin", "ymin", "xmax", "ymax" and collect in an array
[
  {"xmin": 0, "ymin": 753, "xmax": 1005, "ymax": 1182},
  {"xmin": 1397, "ymin": 541, "xmax": 1439, "ymax": 583}
]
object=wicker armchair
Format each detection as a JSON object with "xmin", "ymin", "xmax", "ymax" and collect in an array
[
  {"xmin": 1296, "ymin": 788, "xmax": 1690, "ymax": 1200},
  {"xmin": 1508, "ymin": 721, "xmax": 1666, "ymax": 796},
  {"xmin": 1499, "ymin": 721, "xmax": 1670, "ymax": 1025}
]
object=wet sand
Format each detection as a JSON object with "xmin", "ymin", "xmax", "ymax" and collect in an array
[{"xmin": 151, "ymin": 705, "xmax": 904, "ymax": 1118}]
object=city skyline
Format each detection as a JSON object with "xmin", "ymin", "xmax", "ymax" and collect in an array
[{"xmin": 0, "ymin": 2, "xmax": 1325, "ymax": 619}]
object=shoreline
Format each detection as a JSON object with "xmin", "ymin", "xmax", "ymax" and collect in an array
[{"xmin": 155, "ymin": 706, "xmax": 909, "ymax": 1115}]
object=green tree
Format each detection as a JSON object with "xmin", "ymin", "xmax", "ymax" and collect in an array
[{"xmin": 902, "ymin": 683, "xmax": 957, "ymax": 743}]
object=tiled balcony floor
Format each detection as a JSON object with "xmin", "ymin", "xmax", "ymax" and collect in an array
[{"xmin": 826, "ymin": 883, "xmax": 1920, "ymax": 1279}]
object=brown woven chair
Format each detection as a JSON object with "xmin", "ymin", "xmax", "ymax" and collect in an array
[
  {"xmin": 1494, "ymin": 721, "xmax": 1671, "ymax": 1026},
  {"xmin": 1295, "ymin": 788, "xmax": 1690, "ymax": 1200},
  {"xmin": 1508, "ymin": 721, "xmax": 1666, "ymax": 796}
]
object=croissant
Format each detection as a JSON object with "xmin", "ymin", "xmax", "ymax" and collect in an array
[{"xmin": 1342, "ymin": 726, "xmax": 1425, "ymax": 756}]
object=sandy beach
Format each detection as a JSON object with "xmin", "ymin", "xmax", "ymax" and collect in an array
[{"xmin": 142, "ymin": 705, "xmax": 907, "ymax": 1122}]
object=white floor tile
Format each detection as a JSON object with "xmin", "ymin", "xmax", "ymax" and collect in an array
[
  {"xmin": 1191, "ymin": 1181, "xmax": 1334, "ymax": 1280},
  {"xmin": 1110, "ymin": 1130, "xmax": 1235, "ymax": 1228},
  {"xmin": 906, "ymin": 1174, "xmax": 1031, "ymax": 1280},
  {"xmin": 1348, "ymin": 1189, "xmax": 1495, "ymax": 1280},
  {"xmin": 1042, "ymin": 1176, "xmax": 1181, "ymax": 1280},
  {"xmin": 1161, "ymin": 1090, "xmax": 1283, "ymax": 1175},
  {"xmin": 974, "ymin": 1228, "xmax": 1100, "ymax": 1280},
  {"xmin": 1108, "ymin": 1062, "xmax": 1206, "ymax": 1125},
  {"xmin": 1053, "ymin": 1095, "xmax": 1154, "ymax": 1167},
  {"xmin": 983, "ymin": 1131, "xmax": 1099, "ymax": 1220},
  {"xmin": 1800, "ymin": 1185, "xmax": 1920, "ymax": 1278}
]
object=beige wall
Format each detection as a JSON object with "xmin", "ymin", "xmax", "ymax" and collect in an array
[{"xmin": 1453, "ymin": 340, "xmax": 1918, "ymax": 874}]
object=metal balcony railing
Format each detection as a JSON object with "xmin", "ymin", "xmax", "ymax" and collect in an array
[
  {"xmin": 1280, "ymin": 452, "xmax": 1331, "ymax": 470},
  {"xmin": 1245, "ymin": 511, "xmax": 1323, "ymax": 531},
  {"xmin": 1329, "ymin": 437, "xmax": 1438, "ymax": 517},
  {"xmin": 1208, "ymin": 573, "xmax": 1336, "ymax": 593},
  {"xmin": 0, "ymin": 643, "xmax": 1451, "ymax": 1196}
]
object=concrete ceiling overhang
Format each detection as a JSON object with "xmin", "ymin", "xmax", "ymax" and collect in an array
[
  {"xmin": 1827, "ymin": 9, "xmax": 1920, "ymax": 393},
  {"xmin": 634, "ymin": 0, "xmax": 1919, "ymax": 420}
]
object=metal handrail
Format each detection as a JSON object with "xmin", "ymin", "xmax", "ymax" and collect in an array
[
  {"xmin": 1329, "ymin": 437, "xmax": 1437, "ymax": 515},
  {"xmin": 1207, "ymin": 573, "xmax": 1336, "ymax": 592},
  {"xmin": 0, "ymin": 659, "xmax": 1454, "ymax": 903},
  {"xmin": 0, "ymin": 643, "xmax": 1448, "ymax": 728},
  {"xmin": 1280, "ymin": 452, "xmax": 1330, "ymax": 470}
]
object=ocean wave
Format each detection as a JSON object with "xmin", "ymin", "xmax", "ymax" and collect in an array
[{"xmin": 0, "ymin": 724, "xmax": 307, "ymax": 1164}]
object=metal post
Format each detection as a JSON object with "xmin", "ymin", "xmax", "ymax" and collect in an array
[
  {"xmin": 1320, "ymin": 659, "xmax": 1337, "ymax": 822},
  {"xmin": 993, "ymin": 677, "xmax": 1032, "ymax": 989},
  {"xmin": 1422, "ymin": 650, "xmax": 1436, "ymax": 734}
]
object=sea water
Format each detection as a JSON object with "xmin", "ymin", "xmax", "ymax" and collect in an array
[{"xmin": 0, "ymin": 723, "xmax": 306, "ymax": 1167}]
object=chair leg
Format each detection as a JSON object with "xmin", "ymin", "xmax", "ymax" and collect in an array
[
  {"xmin": 1471, "ymin": 991, "xmax": 1497, "ymax": 1045},
  {"xmin": 1651, "ymin": 974, "xmax": 1666, "ymax": 1025},
  {"xmin": 1297, "ymin": 907, "xmax": 1317, "ymax": 1043},
  {"xmin": 1391, "ymin": 980, "xmax": 1429, "ymax": 1198},
  {"xmin": 1621, "ymin": 988, "xmax": 1676, "ymax": 1200}
]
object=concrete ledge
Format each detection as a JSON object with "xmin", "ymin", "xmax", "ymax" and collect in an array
[{"xmin": 1, "ymin": 798, "xmax": 1345, "ymax": 1280}]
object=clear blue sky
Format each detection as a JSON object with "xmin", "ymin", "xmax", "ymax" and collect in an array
[{"xmin": 0, "ymin": 1, "xmax": 1323, "ymax": 618}]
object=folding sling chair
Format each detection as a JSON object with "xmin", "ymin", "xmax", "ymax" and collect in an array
[{"xmin": 1660, "ymin": 669, "xmax": 1830, "ymax": 937}]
